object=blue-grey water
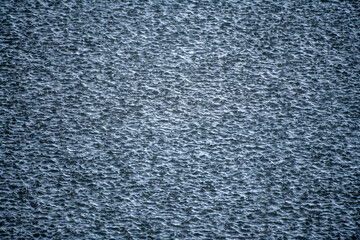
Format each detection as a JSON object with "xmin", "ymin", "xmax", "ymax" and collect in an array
[{"xmin": 1, "ymin": 0, "xmax": 360, "ymax": 239}]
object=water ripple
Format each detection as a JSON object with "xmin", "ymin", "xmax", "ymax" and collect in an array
[{"xmin": 1, "ymin": 0, "xmax": 360, "ymax": 239}]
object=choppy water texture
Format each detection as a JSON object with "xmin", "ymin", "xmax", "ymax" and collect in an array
[{"xmin": 1, "ymin": 0, "xmax": 360, "ymax": 239}]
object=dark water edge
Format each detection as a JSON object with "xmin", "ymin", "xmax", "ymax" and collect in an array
[{"xmin": 1, "ymin": 0, "xmax": 360, "ymax": 239}]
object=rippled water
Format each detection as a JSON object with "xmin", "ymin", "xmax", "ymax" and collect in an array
[{"xmin": 1, "ymin": 0, "xmax": 360, "ymax": 239}]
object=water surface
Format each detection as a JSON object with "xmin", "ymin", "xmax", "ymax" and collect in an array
[{"xmin": 1, "ymin": 0, "xmax": 360, "ymax": 239}]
